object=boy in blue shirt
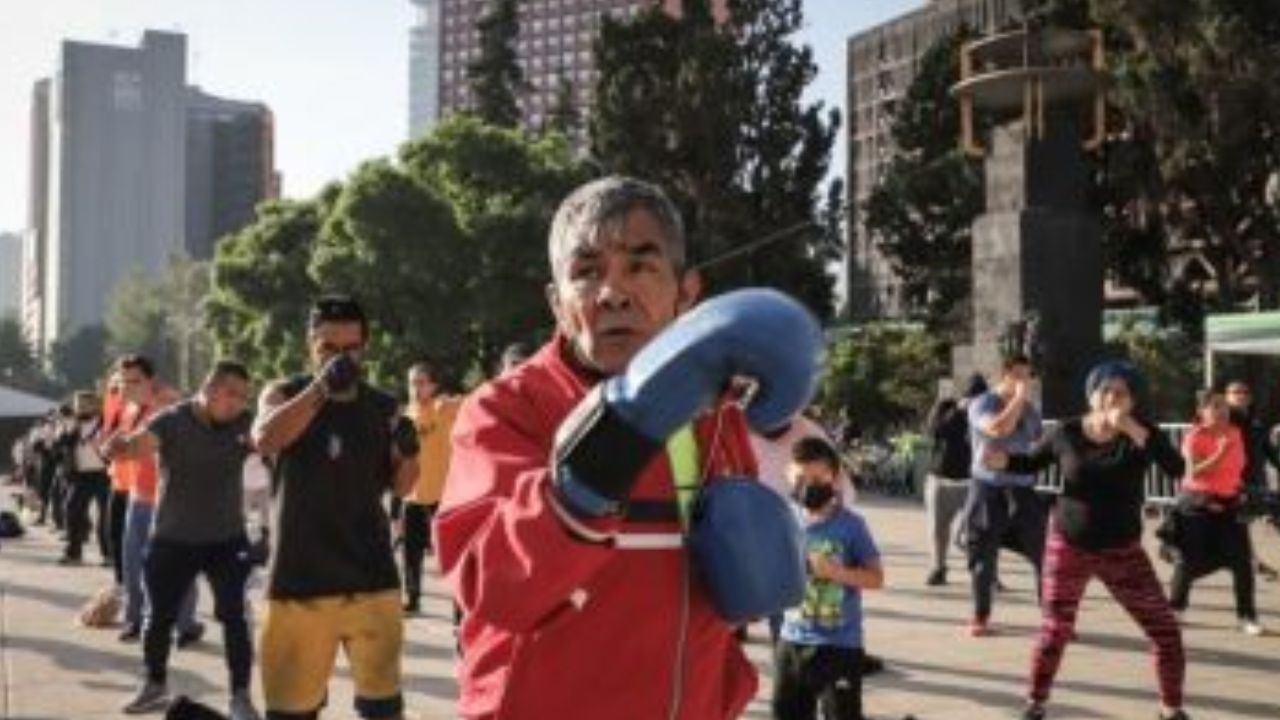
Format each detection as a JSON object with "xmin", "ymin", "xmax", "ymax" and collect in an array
[{"xmin": 774, "ymin": 437, "xmax": 885, "ymax": 720}]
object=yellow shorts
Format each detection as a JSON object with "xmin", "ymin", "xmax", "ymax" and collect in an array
[{"xmin": 259, "ymin": 589, "xmax": 404, "ymax": 718}]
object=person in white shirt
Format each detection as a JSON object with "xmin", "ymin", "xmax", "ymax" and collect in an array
[{"xmin": 59, "ymin": 391, "xmax": 110, "ymax": 565}]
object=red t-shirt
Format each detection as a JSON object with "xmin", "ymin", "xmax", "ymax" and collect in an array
[{"xmin": 1181, "ymin": 424, "xmax": 1245, "ymax": 498}]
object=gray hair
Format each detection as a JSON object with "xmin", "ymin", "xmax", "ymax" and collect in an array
[{"xmin": 547, "ymin": 176, "xmax": 686, "ymax": 282}]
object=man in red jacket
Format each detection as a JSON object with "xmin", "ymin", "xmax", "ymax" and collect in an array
[{"xmin": 436, "ymin": 176, "xmax": 821, "ymax": 719}]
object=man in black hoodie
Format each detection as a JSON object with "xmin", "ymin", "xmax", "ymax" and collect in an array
[
  {"xmin": 1225, "ymin": 380, "xmax": 1280, "ymax": 580},
  {"xmin": 923, "ymin": 374, "xmax": 987, "ymax": 586}
]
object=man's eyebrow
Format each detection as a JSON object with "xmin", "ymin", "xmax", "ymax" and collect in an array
[
  {"xmin": 569, "ymin": 246, "xmax": 602, "ymax": 261},
  {"xmin": 624, "ymin": 240, "xmax": 664, "ymax": 259}
]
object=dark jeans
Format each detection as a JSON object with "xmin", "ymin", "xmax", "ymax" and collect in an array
[
  {"xmin": 772, "ymin": 642, "xmax": 864, "ymax": 720},
  {"xmin": 143, "ymin": 535, "xmax": 254, "ymax": 691},
  {"xmin": 51, "ymin": 469, "xmax": 69, "ymax": 529},
  {"xmin": 107, "ymin": 489, "xmax": 129, "ymax": 583},
  {"xmin": 63, "ymin": 471, "xmax": 109, "ymax": 559},
  {"xmin": 1169, "ymin": 507, "xmax": 1257, "ymax": 620},
  {"xmin": 402, "ymin": 502, "xmax": 437, "ymax": 603},
  {"xmin": 963, "ymin": 482, "xmax": 1046, "ymax": 620}
]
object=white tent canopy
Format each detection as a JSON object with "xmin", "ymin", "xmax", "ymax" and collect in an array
[
  {"xmin": 1203, "ymin": 310, "xmax": 1280, "ymax": 384},
  {"xmin": 0, "ymin": 384, "xmax": 58, "ymax": 419}
]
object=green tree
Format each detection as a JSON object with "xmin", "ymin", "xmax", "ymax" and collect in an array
[
  {"xmin": 105, "ymin": 269, "xmax": 172, "ymax": 378},
  {"xmin": 400, "ymin": 115, "xmax": 588, "ymax": 374},
  {"xmin": 1105, "ymin": 321, "xmax": 1202, "ymax": 422},
  {"xmin": 817, "ymin": 324, "xmax": 947, "ymax": 434},
  {"xmin": 590, "ymin": 0, "xmax": 843, "ymax": 320},
  {"xmin": 545, "ymin": 74, "xmax": 579, "ymax": 137},
  {"xmin": 862, "ymin": 30, "xmax": 982, "ymax": 336},
  {"xmin": 311, "ymin": 159, "xmax": 470, "ymax": 388},
  {"xmin": 467, "ymin": 0, "xmax": 525, "ymax": 128},
  {"xmin": 105, "ymin": 255, "xmax": 215, "ymax": 391},
  {"xmin": 208, "ymin": 116, "xmax": 587, "ymax": 391},
  {"xmin": 49, "ymin": 325, "xmax": 108, "ymax": 391},
  {"xmin": 1093, "ymin": 0, "xmax": 1280, "ymax": 311},
  {"xmin": 208, "ymin": 198, "xmax": 324, "ymax": 383},
  {"xmin": 0, "ymin": 314, "xmax": 42, "ymax": 391}
]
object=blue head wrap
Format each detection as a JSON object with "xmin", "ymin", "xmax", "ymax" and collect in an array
[{"xmin": 1084, "ymin": 359, "xmax": 1147, "ymax": 411}]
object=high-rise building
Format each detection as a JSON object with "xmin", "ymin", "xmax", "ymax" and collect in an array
[
  {"xmin": 0, "ymin": 233, "xmax": 21, "ymax": 319},
  {"xmin": 409, "ymin": 0, "xmax": 443, "ymax": 137},
  {"xmin": 39, "ymin": 30, "xmax": 189, "ymax": 347},
  {"xmin": 185, "ymin": 89, "xmax": 277, "ymax": 259},
  {"xmin": 26, "ymin": 31, "xmax": 276, "ymax": 349},
  {"xmin": 433, "ymin": 0, "xmax": 726, "ymax": 136},
  {"xmin": 23, "ymin": 79, "xmax": 51, "ymax": 350},
  {"xmin": 845, "ymin": 0, "xmax": 1024, "ymax": 319}
]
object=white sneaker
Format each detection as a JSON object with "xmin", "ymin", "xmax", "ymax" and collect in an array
[
  {"xmin": 122, "ymin": 680, "xmax": 170, "ymax": 714},
  {"xmin": 1240, "ymin": 619, "xmax": 1265, "ymax": 636}
]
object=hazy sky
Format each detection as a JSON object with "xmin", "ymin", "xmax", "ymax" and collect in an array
[{"xmin": 0, "ymin": 0, "xmax": 920, "ymax": 233}]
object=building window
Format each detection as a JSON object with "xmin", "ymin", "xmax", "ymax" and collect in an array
[{"xmin": 112, "ymin": 71, "xmax": 143, "ymax": 111}]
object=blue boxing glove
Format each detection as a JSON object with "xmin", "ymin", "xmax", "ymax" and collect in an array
[{"xmin": 554, "ymin": 288, "xmax": 823, "ymax": 517}]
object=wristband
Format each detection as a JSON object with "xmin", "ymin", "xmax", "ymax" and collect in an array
[{"xmin": 553, "ymin": 384, "xmax": 663, "ymax": 515}]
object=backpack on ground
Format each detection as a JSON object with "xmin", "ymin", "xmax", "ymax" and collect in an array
[{"xmin": 76, "ymin": 585, "xmax": 121, "ymax": 628}]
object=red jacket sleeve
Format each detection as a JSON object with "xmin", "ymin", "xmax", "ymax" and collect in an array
[{"xmin": 435, "ymin": 381, "xmax": 622, "ymax": 634}]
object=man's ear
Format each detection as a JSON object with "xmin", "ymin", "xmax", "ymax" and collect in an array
[{"xmin": 676, "ymin": 269, "xmax": 702, "ymax": 315}]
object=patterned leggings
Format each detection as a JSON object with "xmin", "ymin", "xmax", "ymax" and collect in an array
[{"xmin": 1029, "ymin": 526, "xmax": 1184, "ymax": 708}]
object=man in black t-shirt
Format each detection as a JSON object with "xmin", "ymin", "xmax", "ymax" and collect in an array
[
  {"xmin": 1224, "ymin": 380, "xmax": 1280, "ymax": 580},
  {"xmin": 252, "ymin": 296, "xmax": 419, "ymax": 720}
]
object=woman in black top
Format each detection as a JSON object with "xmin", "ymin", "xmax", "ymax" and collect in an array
[{"xmin": 986, "ymin": 360, "xmax": 1189, "ymax": 720}]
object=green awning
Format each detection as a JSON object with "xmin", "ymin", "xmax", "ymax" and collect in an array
[{"xmin": 1205, "ymin": 311, "xmax": 1280, "ymax": 355}]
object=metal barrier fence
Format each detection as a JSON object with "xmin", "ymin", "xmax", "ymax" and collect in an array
[{"xmin": 1034, "ymin": 421, "xmax": 1190, "ymax": 507}]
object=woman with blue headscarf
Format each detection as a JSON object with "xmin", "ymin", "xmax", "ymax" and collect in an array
[{"xmin": 985, "ymin": 360, "xmax": 1189, "ymax": 720}]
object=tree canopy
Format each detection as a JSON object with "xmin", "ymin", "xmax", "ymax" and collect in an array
[
  {"xmin": 208, "ymin": 116, "xmax": 586, "ymax": 390},
  {"xmin": 590, "ymin": 0, "xmax": 843, "ymax": 320}
]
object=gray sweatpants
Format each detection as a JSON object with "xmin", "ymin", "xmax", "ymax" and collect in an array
[{"xmin": 925, "ymin": 473, "xmax": 969, "ymax": 573}]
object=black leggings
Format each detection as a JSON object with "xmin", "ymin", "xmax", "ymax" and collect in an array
[
  {"xmin": 144, "ymin": 536, "xmax": 254, "ymax": 691},
  {"xmin": 402, "ymin": 502, "xmax": 437, "ymax": 601}
]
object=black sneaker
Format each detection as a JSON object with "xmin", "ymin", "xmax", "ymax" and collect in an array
[
  {"xmin": 1021, "ymin": 703, "xmax": 1046, "ymax": 720},
  {"xmin": 1159, "ymin": 711, "xmax": 1190, "ymax": 720},
  {"xmin": 403, "ymin": 601, "xmax": 421, "ymax": 616},
  {"xmin": 175, "ymin": 622, "xmax": 205, "ymax": 649},
  {"xmin": 925, "ymin": 568, "xmax": 947, "ymax": 586},
  {"xmin": 57, "ymin": 554, "xmax": 83, "ymax": 566},
  {"xmin": 118, "ymin": 623, "xmax": 141, "ymax": 643},
  {"xmin": 860, "ymin": 653, "xmax": 885, "ymax": 676}
]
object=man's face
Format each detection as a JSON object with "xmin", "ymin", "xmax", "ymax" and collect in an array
[
  {"xmin": 409, "ymin": 371, "xmax": 436, "ymax": 404},
  {"xmin": 1089, "ymin": 378, "xmax": 1133, "ymax": 415},
  {"xmin": 1000, "ymin": 363, "xmax": 1032, "ymax": 394},
  {"xmin": 1226, "ymin": 382, "xmax": 1252, "ymax": 411},
  {"xmin": 1200, "ymin": 394, "xmax": 1230, "ymax": 426},
  {"xmin": 309, "ymin": 321, "xmax": 366, "ymax": 371},
  {"xmin": 204, "ymin": 377, "xmax": 250, "ymax": 423},
  {"xmin": 119, "ymin": 367, "xmax": 152, "ymax": 404},
  {"xmin": 546, "ymin": 208, "xmax": 698, "ymax": 376}
]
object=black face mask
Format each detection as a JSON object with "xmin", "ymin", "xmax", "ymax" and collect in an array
[{"xmin": 797, "ymin": 483, "xmax": 836, "ymax": 511}]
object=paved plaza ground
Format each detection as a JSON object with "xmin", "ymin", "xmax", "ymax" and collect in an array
[{"xmin": 2, "ymin": 489, "xmax": 1278, "ymax": 719}]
